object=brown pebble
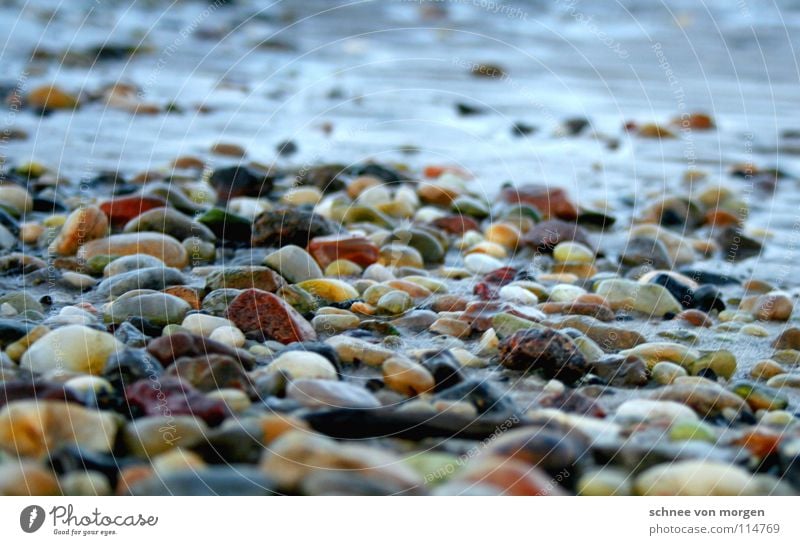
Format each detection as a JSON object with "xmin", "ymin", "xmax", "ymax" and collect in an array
[
  {"xmin": 677, "ymin": 309, "xmax": 712, "ymax": 327},
  {"xmin": 431, "ymin": 294, "xmax": 468, "ymax": 313},
  {"xmin": 210, "ymin": 142, "xmax": 246, "ymax": 157}
]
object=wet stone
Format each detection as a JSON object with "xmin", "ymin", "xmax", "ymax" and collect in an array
[
  {"xmin": 225, "ymin": 289, "xmax": 317, "ymax": 343},
  {"xmin": 499, "ymin": 328, "xmax": 590, "ymax": 384},
  {"xmin": 252, "ymin": 207, "xmax": 336, "ymax": 248},
  {"xmin": 78, "ymin": 232, "xmax": 189, "ymax": 269},
  {"xmin": 287, "ymin": 379, "xmax": 380, "ymax": 409},
  {"xmin": 205, "ymin": 266, "xmax": 285, "ymax": 292}
]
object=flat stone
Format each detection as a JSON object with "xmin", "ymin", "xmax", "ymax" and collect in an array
[
  {"xmin": 78, "ymin": 232, "xmax": 189, "ymax": 268},
  {"xmin": 307, "ymin": 234, "xmax": 380, "ymax": 268},
  {"xmin": 104, "ymin": 292, "xmax": 191, "ymax": 326},
  {"xmin": 596, "ymin": 278, "xmax": 681, "ymax": 316},
  {"xmin": 96, "ymin": 267, "xmax": 186, "ymax": 299},
  {"xmin": 123, "ymin": 207, "xmax": 216, "ymax": 242},
  {"xmin": 287, "ymin": 379, "xmax": 380, "ymax": 409}
]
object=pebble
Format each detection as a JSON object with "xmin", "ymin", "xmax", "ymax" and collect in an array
[
  {"xmin": 376, "ymin": 290, "xmax": 414, "ymax": 314},
  {"xmin": 77, "ymin": 232, "xmax": 189, "ymax": 268},
  {"xmin": 287, "ymin": 379, "xmax": 380, "ymax": 409},
  {"xmin": 99, "ymin": 195, "xmax": 168, "ymax": 228},
  {"xmin": 621, "ymin": 342, "xmax": 699, "ymax": 368},
  {"xmin": 21, "ymin": 324, "xmax": 123, "ymax": 375},
  {"xmin": 464, "ymin": 253, "xmax": 504, "ymax": 274},
  {"xmin": 652, "ymin": 361, "xmax": 688, "ymax": 384},
  {"xmin": 690, "ymin": 350, "xmax": 737, "ymax": 379},
  {"xmin": 49, "ymin": 205, "xmax": 108, "ymax": 255},
  {"xmin": 0, "ymin": 400, "xmax": 118, "ymax": 457},
  {"xmin": 654, "ymin": 384, "xmax": 750, "ymax": 418},
  {"xmin": 750, "ymin": 293, "xmax": 794, "ymax": 321},
  {"xmin": 307, "ymin": 234, "xmax": 380, "ymax": 268},
  {"xmin": 181, "ymin": 314, "xmax": 233, "ymax": 337},
  {"xmin": 596, "ymin": 278, "xmax": 682, "ymax": 316},
  {"xmin": 615, "ymin": 399, "xmax": 698, "ymax": 424},
  {"xmin": 104, "ymin": 292, "xmax": 191, "ymax": 326},
  {"xmin": 327, "ymin": 335, "xmax": 395, "ymax": 366},
  {"xmin": 553, "ymin": 241, "xmax": 594, "ymax": 263},
  {"xmin": 122, "ymin": 415, "xmax": 208, "ymax": 457},
  {"xmin": 382, "ymin": 357, "xmax": 436, "ymax": 396},
  {"xmin": 0, "ymin": 462, "xmax": 60, "ymax": 495},
  {"xmin": 297, "ymin": 278, "xmax": 359, "ymax": 302},
  {"xmin": 731, "ymin": 381, "xmax": 788, "ymax": 411},
  {"xmin": 263, "ymin": 245, "xmax": 323, "ymax": 283},
  {"xmin": 268, "ymin": 351, "xmax": 338, "ymax": 380},
  {"xmin": 577, "ymin": 468, "xmax": 632, "ymax": 496},
  {"xmin": 225, "ymin": 289, "xmax": 317, "ymax": 343},
  {"xmin": 499, "ymin": 328, "xmax": 590, "ymax": 384},
  {"xmin": 205, "ymin": 266, "xmax": 285, "ymax": 292},
  {"xmin": 634, "ymin": 460, "xmax": 760, "ymax": 495}
]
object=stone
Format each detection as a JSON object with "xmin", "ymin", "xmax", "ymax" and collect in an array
[
  {"xmin": 99, "ymin": 195, "xmax": 168, "ymax": 228},
  {"xmin": 716, "ymin": 227, "xmax": 763, "ymax": 261},
  {"xmin": 0, "ymin": 400, "xmax": 118, "ymax": 458},
  {"xmin": 126, "ymin": 467, "xmax": 277, "ymax": 495},
  {"xmin": 268, "ymin": 351, "xmax": 338, "ymax": 380},
  {"xmin": 146, "ymin": 332, "xmax": 254, "ymax": 369},
  {"xmin": 596, "ymin": 278, "xmax": 681, "ymax": 316},
  {"xmin": 690, "ymin": 350, "xmax": 736, "ymax": 379},
  {"xmin": 487, "ymin": 425, "xmax": 585, "ymax": 480},
  {"xmin": 167, "ymin": 354, "xmax": 254, "ymax": 394},
  {"xmin": 577, "ymin": 468, "xmax": 631, "ymax": 496},
  {"xmin": 296, "ymin": 279, "xmax": 359, "ymax": 303},
  {"xmin": 619, "ymin": 236, "xmax": 672, "ymax": 269},
  {"xmin": 252, "ymin": 207, "xmax": 336, "ymax": 248},
  {"xmin": 125, "ymin": 377, "xmax": 229, "ymax": 425},
  {"xmin": 751, "ymin": 360, "xmax": 786, "ymax": 380},
  {"xmin": 634, "ymin": 460, "xmax": 759, "ymax": 495},
  {"xmin": 0, "ymin": 462, "xmax": 60, "ymax": 495},
  {"xmin": 383, "ymin": 357, "xmax": 435, "ymax": 396},
  {"xmin": 123, "ymin": 207, "xmax": 216, "ymax": 242},
  {"xmin": 287, "ymin": 379, "xmax": 380, "ymax": 409},
  {"xmin": 205, "ymin": 265, "xmax": 285, "ymax": 292},
  {"xmin": 27, "ymin": 84, "xmax": 78, "ymax": 110},
  {"xmin": 327, "ymin": 335, "xmax": 395, "ymax": 366},
  {"xmin": 501, "ymin": 184, "xmax": 578, "ymax": 220},
  {"xmin": 772, "ymin": 327, "xmax": 800, "ymax": 350},
  {"xmin": 96, "ymin": 267, "xmax": 185, "ymax": 299},
  {"xmin": 523, "ymin": 219, "xmax": 591, "ymax": 253},
  {"xmin": 122, "ymin": 415, "xmax": 208, "ymax": 457},
  {"xmin": 260, "ymin": 430, "xmax": 419, "ymax": 491},
  {"xmin": 751, "ymin": 293, "xmax": 794, "ymax": 321},
  {"xmin": 78, "ymin": 232, "xmax": 188, "ymax": 268},
  {"xmin": 49, "ymin": 205, "xmax": 108, "ymax": 255},
  {"xmin": 669, "ymin": 420, "xmax": 717, "ymax": 443},
  {"xmin": 430, "ymin": 317, "xmax": 471, "ymax": 338},
  {"xmin": 377, "ymin": 290, "xmax": 413, "ymax": 315},
  {"xmin": 181, "ymin": 314, "xmax": 233, "ymax": 337},
  {"xmin": 102, "ymin": 254, "xmax": 166, "ymax": 277},
  {"xmin": 620, "ymin": 342, "xmax": 699, "ymax": 368},
  {"xmin": 731, "ymin": 382, "xmax": 788, "ymax": 411},
  {"xmin": 652, "ymin": 361, "xmax": 688, "ymax": 384},
  {"xmin": 654, "ymin": 384, "xmax": 751, "ymax": 418},
  {"xmin": 21, "ymin": 325, "xmax": 123, "ymax": 375},
  {"xmin": 209, "ymin": 164, "xmax": 272, "ymax": 201},
  {"xmin": 104, "ymin": 292, "xmax": 191, "ymax": 326},
  {"xmin": 263, "ymin": 245, "xmax": 323, "ymax": 283},
  {"xmin": 548, "ymin": 315, "xmax": 645, "ymax": 350},
  {"xmin": 553, "ymin": 241, "xmax": 594, "ymax": 263},
  {"xmin": 209, "ymin": 325, "xmax": 246, "ymax": 347},
  {"xmin": 195, "ymin": 207, "xmax": 251, "ymax": 243},
  {"xmin": 591, "ymin": 354, "xmax": 648, "ymax": 387},
  {"xmin": 498, "ymin": 328, "xmax": 590, "ymax": 384},
  {"xmin": 464, "ymin": 253, "xmax": 504, "ymax": 274},
  {"xmin": 225, "ymin": 289, "xmax": 316, "ymax": 343},
  {"xmin": 307, "ymin": 234, "xmax": 380, "ymax": 268},
  {"xmin": 615, "ymin": 399, "xmax": 698, "ymax": 424}
]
